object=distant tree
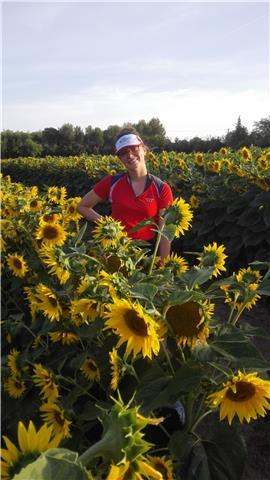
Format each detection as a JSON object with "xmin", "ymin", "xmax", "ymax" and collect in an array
[
  {"xmin": 103, "ymin": 125, "xmax": 122, "ymax": 154},
  {"xmin": 73, "ymin": 126, "xmax": 85, "ymax": 155},
  {"xmin": 84, "ymin": 126, "xmax": 104, "ymax": 154},
  {"xmin": 1, "ymin": 130, "xmax": 42, "ymax": 158},
  {"xmin": 250, "ymin": 116, "xmax": 270, "ymax": 147},
  {"xmin": 224, "ymin": 116, "xmax": 250, "ymax": 149},
  {"xmin": 135, "ymin": 118, "xmax": 167, "ymax": 151},
  {"xmin": 42, "ymin": 127, "xmax": 60, "ymax": 155},
  {"xmin": 58, "ymin": 123, "xmax": 75, "ymax": 156}
]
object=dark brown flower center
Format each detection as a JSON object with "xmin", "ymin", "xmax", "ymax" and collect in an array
[
  {"xmin": 124, "ymin": 309, "xmax": 148, "ymax": 337},
  {"xmin": 226, "ymin": 381, "xmax": 256, "ymax": 402},
  {"xmin": 30, "ymin": 200, "xmax": 38, "ymax": 207},
  {"xmin": 87, "ymin": 361, "xmax": 97, "ymax": 372},
  {"xmin": 153, "ymin": 461, "xmax": 169, "ymax": 479},
  {"xmin": 14, "ymin": 258, "xmax": 22, "ymax": 269},
  {"xmin": 44, "ymin": 225, "xmax": 59, "ymax": 239},
  {"xmin": 166, "ymin": 301, "xmax": 203, "ymax": 337},
  {"xmin": 69, "ymin": 206, "xmax": 75, "ymax": 213},
  {"xmin": 48, "ymin": 296, "xmax": 58, "ymax": 308}
]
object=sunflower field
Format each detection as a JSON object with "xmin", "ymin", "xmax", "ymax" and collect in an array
[{"xmin": 1, "ymin": 146, "xmax": 270, "ymax": 480}]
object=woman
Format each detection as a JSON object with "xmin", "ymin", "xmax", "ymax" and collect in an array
[{"xmin": 77, "ymin": 128, "xmax": 173, "ymax": 260}]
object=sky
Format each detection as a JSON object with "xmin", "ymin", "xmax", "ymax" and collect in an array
[{"xmin": 2, "ymin": 1, "xmax": 270, "ymax": 140}]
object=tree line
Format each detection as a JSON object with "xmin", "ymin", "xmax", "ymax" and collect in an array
[{"xmin": 1, "ymin": 116, "xmax": 269, "ymax": 159}]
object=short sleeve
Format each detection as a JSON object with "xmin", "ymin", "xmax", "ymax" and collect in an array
[
  {"xmin": 93, "ymin": 176, "xmax": 111, "ymax": 200},
  {"xmin": 159, "ymin": 183, "xmax": 173, "ymax": 209}
]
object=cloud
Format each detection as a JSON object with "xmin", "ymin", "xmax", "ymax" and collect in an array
[{"xmin": 3, "ymin": 85, "xmax": 269, "ymax": 139}]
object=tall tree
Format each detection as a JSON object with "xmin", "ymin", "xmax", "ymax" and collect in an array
[
  {"xmin": 250, "ymin": 116, "xmax": 270, "ymax": 147},
  {"xmin": 224, "ymin": 116, "xmax": 250, "ymax": 149}
]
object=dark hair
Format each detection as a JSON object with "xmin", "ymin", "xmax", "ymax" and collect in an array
[{"xmin": 115, "ymin": 126, "xmax": 141, "ymax": 142}]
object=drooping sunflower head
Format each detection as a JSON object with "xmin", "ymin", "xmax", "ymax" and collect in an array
[
  {"xmin": 39, "ymin": 402, "xmax": 71, "ymax": 438},
  {"xmin": 49, "ymin": 331, "xmax": 79, "ymax": 345},
  {"xmin": 219, "ymin": 147, "xmax": 228, "ymax": 156},
  {"xmin": 189, "ymin": 194, "xmax": 199, "ymax": 209},
  {"xmin": 146, "ymin": 455, "xmax": 174, "ymax": 480},
  {"xmin": 240, "ymin": 146, "xmax": 251, "ymax": 161},
  {"xmin": 159, "ymin": 253, "xmax": 189, "ymax": 276},
  {"xmin": 257, "ymin": 155, "xmax": 269, "ymax": 170},
  {"xmin": 34, "ymin": 283, "xmax": 62, "ymax": 322},
  {"xmin": 197, "ymin": 242, "xmax": 227, "ymax": 278},
  {"xmin": 47, "ymin": 186, "xmax": 67, "ymax": 205},
  {"xmin": 195, "ymin": 152, "xmax": 204, "ymax": 166},
  {"xmin": 92, "ymin": 216, "xmax": 128, "ymax": 249},
  {"xmin": 207, "ymin": 371, "xmax": 270, "ymax": 425},
  {"xmin": 36, "ymin": 222, "xmax": 67, "ymax": 247},
  {"xmin": 163, "ymin": 197, "xmax": 193, "ymax": 238},
  {"xmin": 6, "ymin": 253, "xmax": 29, "ymax": 278},
  {"xmin": 1, "ymin": 420, "xmax": 62, "ymax": 480},
  {"xmin": 4, "ymin": 376, "xmax": 26, "ymax": 399},
  {"xmin": 103, "ymin": 298, "xmax": 160, "ymax": 360},
  {"xmin": 207, "ymin": 160, "xmax": 221, "ymax": 173},
  {"xmin": 236, "ymin": 267, "xmax": 262, "ymax": 291},
  {"xmin": 62, "ymin": 197, "xmax": 82, "ymax": 221},
  {"xmin": 80, "ymin": 357, "xmax": 101, "ymax": 382},
  {"xmin": 165, "ymin": 300, "xmax": 214, "ymax": 348}
]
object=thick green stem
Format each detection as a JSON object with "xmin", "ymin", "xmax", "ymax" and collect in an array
[
  {"xmin": 162, "ymin": 341, "xmax": 175, "ymax": 375},
  {"xmin": 231, "ymin": 304, "xmax": 246, "ymax": 326},
  {"xmin": 148, "ymin": 226, "xmax": 164, "ymax": 274},
  {"xmin": 78, "ymin": 430, "xmax": 113, "ymax": 466}
]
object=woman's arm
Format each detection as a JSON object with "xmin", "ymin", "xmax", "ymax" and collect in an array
[{"xmin": 77, "ymin": 189, "xmax": 103, "ymax": 223}]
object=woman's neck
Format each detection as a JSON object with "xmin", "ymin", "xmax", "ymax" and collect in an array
[{"xmin": 127, "ymin": 166, "xmax": 148, "ymax": 181}]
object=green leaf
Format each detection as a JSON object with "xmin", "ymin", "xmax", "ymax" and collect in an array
[
  {"xmin": 13, "ymin": 448, "xmax": 91, "ymax": 480},
  {"xmin": 129, "ymin": 217, "xmax": 156, "ymax": 233},
  {"xmin": 162, "ymin": 224, "xmax": 177, "ymax": 241},
  {"xmin": 74, "ymin": 222, "xmax": 88, "ymax": 246},
  {"xmin": 180, "ymin": 267, "xmax": 214, "ymax": 289},
  {"xmin": 130, "ymin": 283, "xmax": 159, "ymax": 301},
  {"xmin": 166, "ymin": 289, "xmax": 198, "ymax": 306}
]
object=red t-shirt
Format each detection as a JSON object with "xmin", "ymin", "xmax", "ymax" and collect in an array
[{"xmin": 93, "ymin": 173, "xmax": 173, "ymax": 240}]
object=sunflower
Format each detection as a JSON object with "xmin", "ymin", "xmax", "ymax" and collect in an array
[
  {"xmin": 39, "ymin": 244, "xmax": 70, "ymax": 284},
  {"xmin": 164, "ymin": 197, "xmax": 193, "ymax": 238},
  {"xmin": 257, "ymin": 155, "xmax": 269, "ymax": 170},
  {"xmin": 236, "ymin": 267, "xmax": 262, "ymax": 291},
  {"xmin": 160, "ymin": 253, "xmax": 189, "ymax": 276},
  {"xmin": 24, "ymin": 287, "xmax": 39, "ymax": 321},
  {"xmin": 207, "ymin": 371, "xmax": 270, "ymax": 425},
  {"xmin": 165, "ymin": 300, "xmax": 214, "ymax": 348},
  {"xmin": 146, "ymin": 455, "xmax": 174, "ymax": 480},
  {"xmin": 195, "ymin": 152, "xmax": 204, "ymax": 166},
  {"xmin": 92, "ymin": 216, "xmax": 127, "ymax": 249},
  {"xmin": 40, "ymin": 402, "xmax": 71, "ymax": 438},
  {"xmin": 47, "ymin": 186, "xmax": 67, "ymax": 205},
  {"xmin": 107, "ymin": 459, "xmax": 163, "ymax": 480},
  {"xmin": 49, "ymin": 331, "xmax": 79, "ymax": 345},
  {"xmin": 109, "ymin": 348, "xmax": 121, "ymax": 390},
  {"xmin": 40, "ymin": 212, "xmax": 61, "ymax": 224},
  {"xmin": 197, "ymin": 242, "xmax": 227, "ymax": 278},
  {"xmin": 6, "ymin": 253, "xmax": 29, "ymax": 278},
  {"xmin": 34, "ymin": 283, "xmax": 62, "ymax": 321},
  {"xmin": 80, "ymin": 357, "xmax": 101, "ymax": 382},
  {"xmin": 28, "ymin": 198, "xmax": 43, "ymax": 212},
  {"xmin": 4, "ymin": 376, "xmax": 26, "ymax": 399},
  {"xmin": 62, "ymin": 197, "xmax": 82, "ymax": 221},
  {"xmin": 255, "ymin": 177, "xmax": 269, "ymax": 191},
  {"xmin": 103, "ymin": 298, "xmax": 160, "ymax": 360},
  {"xmin": 219, "ymin": 147, "xmax": 228, "ymax": 156},
  {"xmin": 1, "ymin": 420, "xmax": 62, "ymax": 480},
  {"xmin": 240, "ymin": 146, "xmax": 251, "ymax": 161},
  {"xmin": 33, "ymin": 364, "xmax": 59, "ymax": 402},
  {"xmin": 7, "ymin": 348, "xmax": 21, "ymax": 376},
  {"xmin": 71, "ymin": 298, "xmax": 100, "ymax": 324},
  {"xmin": 36, "ymin": 221, "xmax": 67, "ymax": 247},
  {"xmin": 189, "ymin": 194, "xmax": 199, "ymax": 209},
  {"xmin": 207, "ymin": 160, "xmax": 221, "ymax": 173},
  {"xmin": 76, "ymin": 275, "xmax": 93, "ymax": 295}
]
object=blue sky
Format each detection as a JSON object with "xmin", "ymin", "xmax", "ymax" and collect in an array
[{"xmin": 2, "ymin": 1, "xmax": 270, "ymax": 139}]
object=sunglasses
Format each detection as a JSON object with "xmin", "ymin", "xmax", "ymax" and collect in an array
[{"xmin": 117, "ymin": 145, "xmax": 141, "ymax": 158}]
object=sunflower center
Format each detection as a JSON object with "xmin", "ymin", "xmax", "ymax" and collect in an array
[
  {"xmin": 87, "ymin": 361, "xmax": 97, "ymax": 371},
  {"xmin": 166, "ymin": 302, "xmax": 203, "ymax": 337},
  {"xmin": 48, "ymin": 296, "xmax": 58, "ymax": 308},
  {"xmin": 226, "ymin": 381, "xmax": 256, "ymax": 402},
  {"xmin": 154, "ymin": 462, "xmax": 169, "ymax": 479},
  {"xmin": 44, "ymin": 226, "xmax": 59, "ymax": 239},
  {"xmin": 30, "ymin": 200, "xmax": 38, "ymax": 207},
  {"xmin": 43, "ymin": 214, "xmax": 54, "ymax": 222},
  {"xmin": 13, "ymin": 258, "xmax": 22, "ymax": 269},
  {"xmin": 124, "ymin": 310, "xmax": 148, "ymax": 337},
  {"xmin": 69, "ymin": 206, "xmax": 75, "ymax": 213}
]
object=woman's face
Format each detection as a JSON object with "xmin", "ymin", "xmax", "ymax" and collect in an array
[{"xmin": 118, "ymin": 144, "xmax": 146, "ymax": 171}]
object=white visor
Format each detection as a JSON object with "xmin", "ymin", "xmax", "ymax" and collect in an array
[{"xmin": 115, "ymin": 134, "xmax": 143, "ymax": 154}]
